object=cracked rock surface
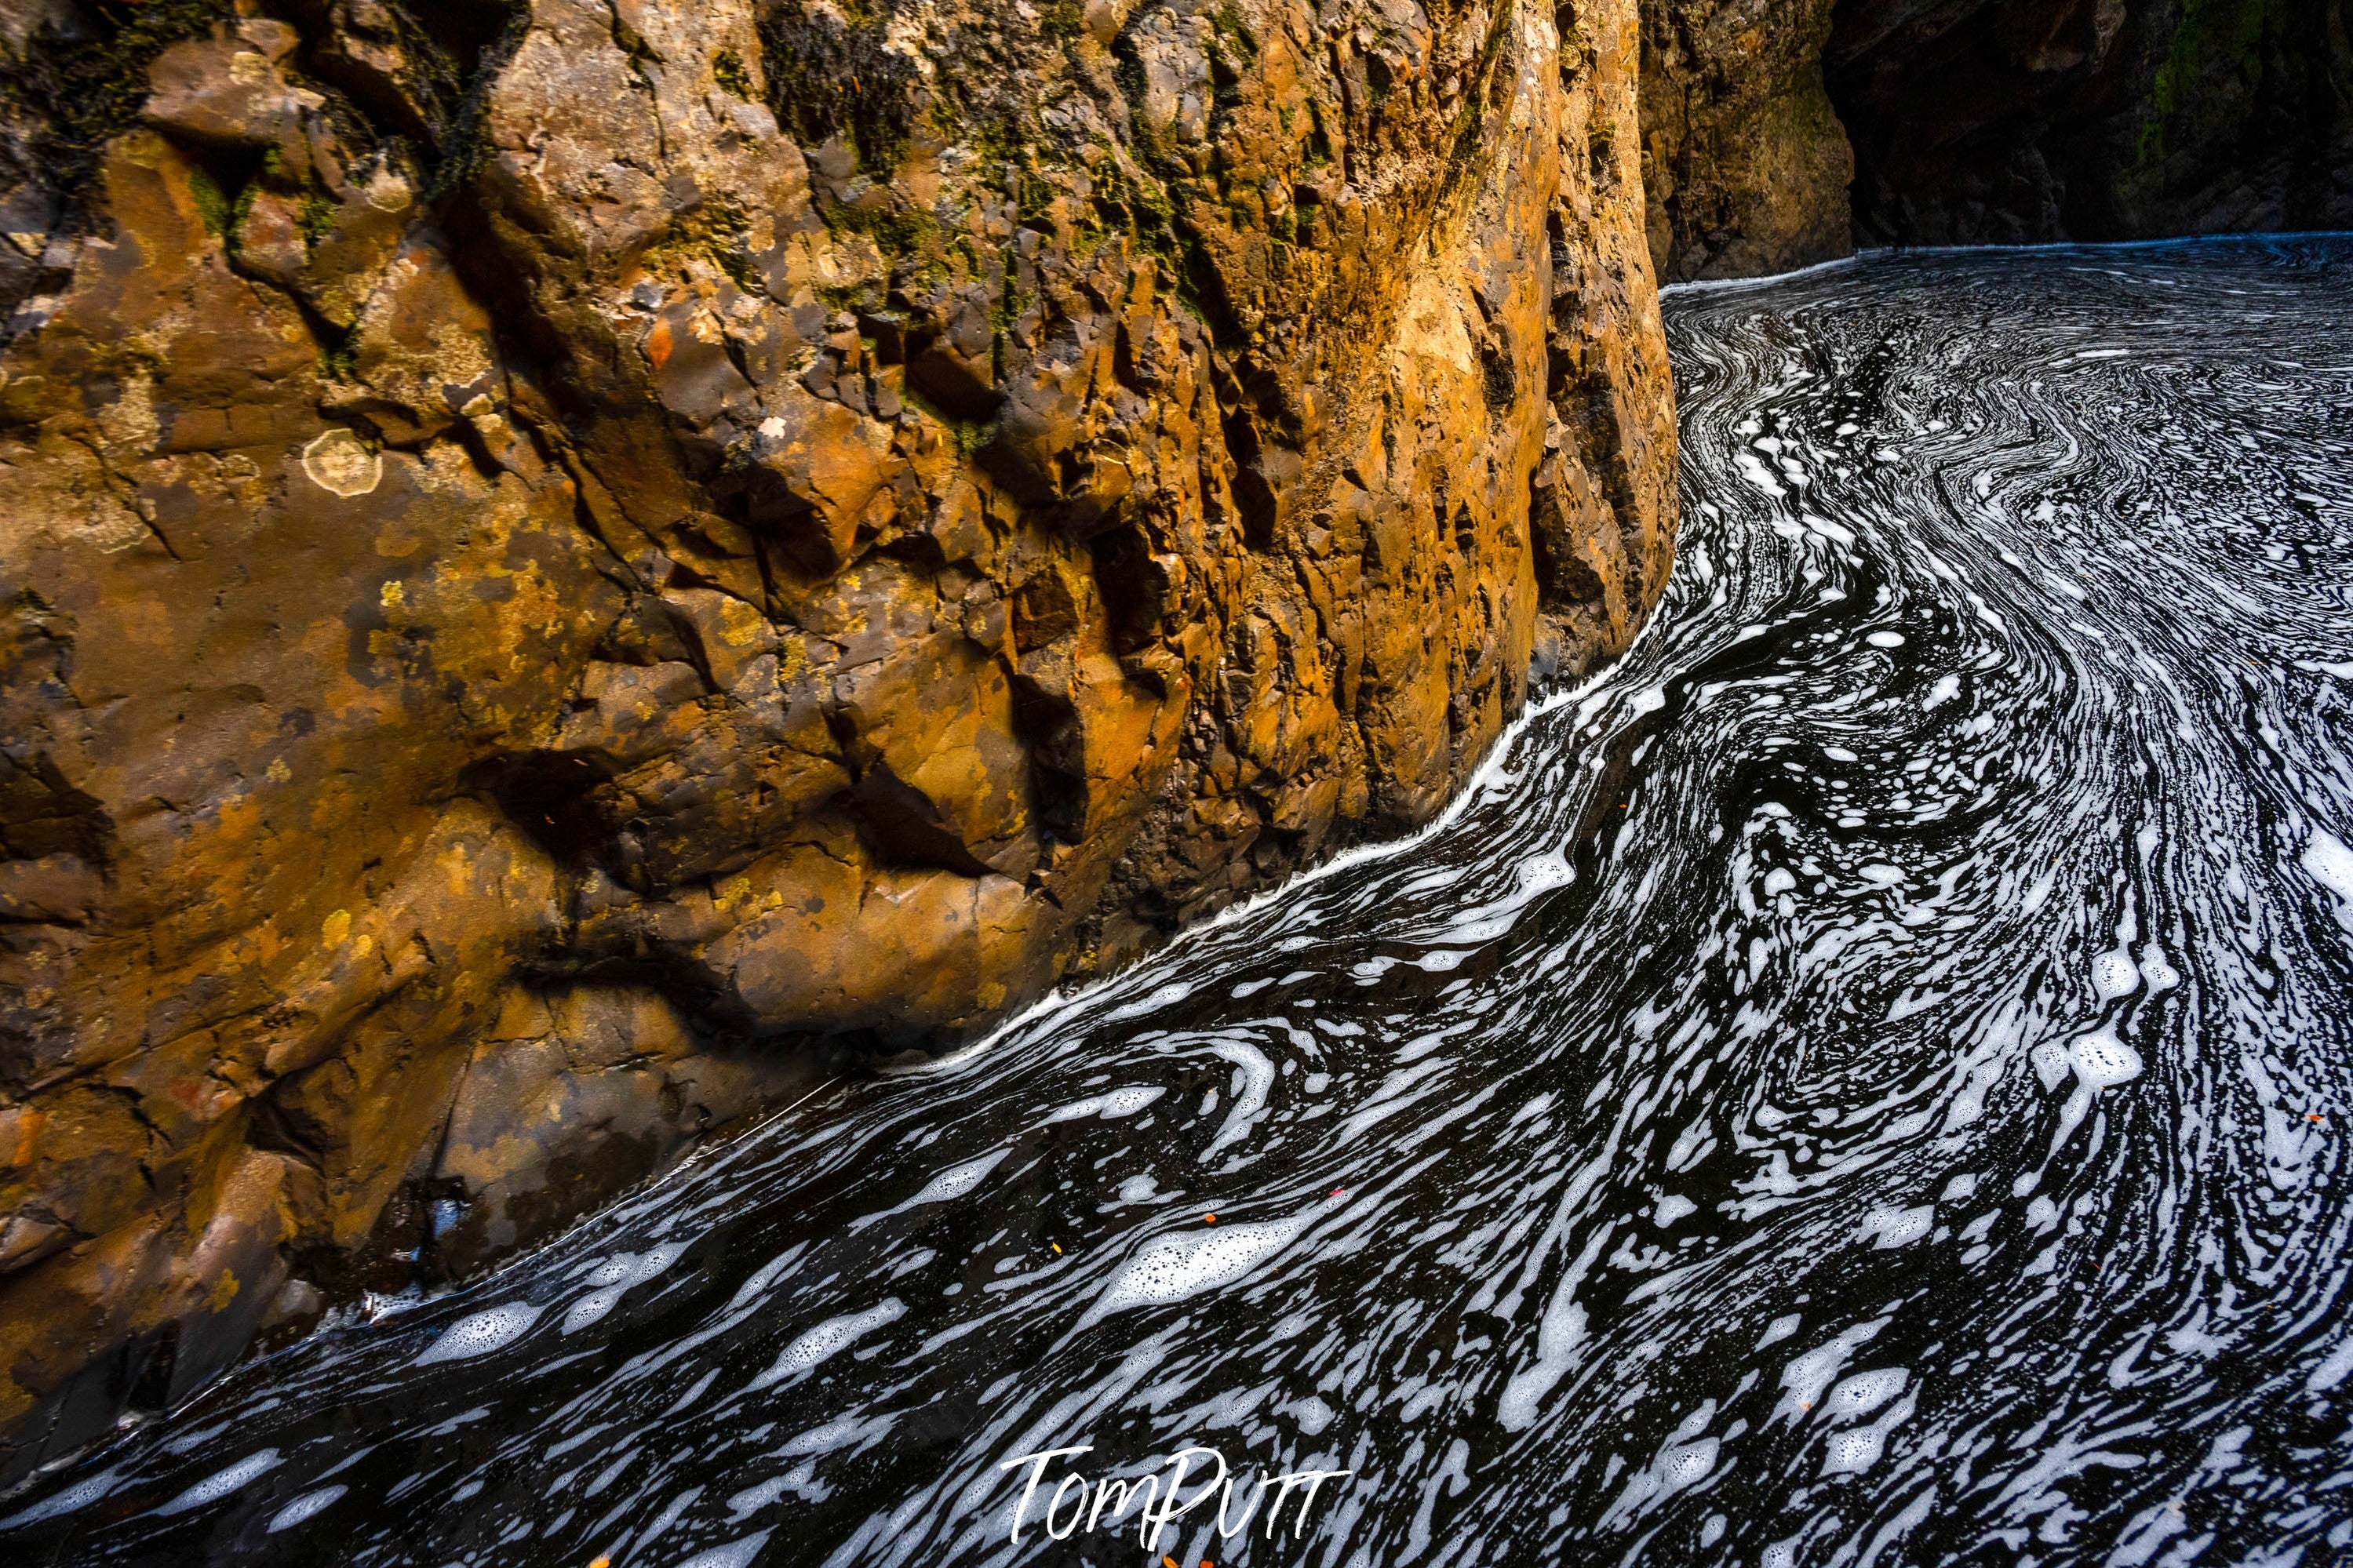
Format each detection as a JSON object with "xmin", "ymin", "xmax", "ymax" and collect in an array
[{"xmin": 0, "ymin": 0, "xmax": 1674, "ymax": 1472}]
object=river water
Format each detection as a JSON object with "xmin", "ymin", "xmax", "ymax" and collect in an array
[{"xmin": 10, "ymin": 236, "xmax": 2353, "ymax": 1566}]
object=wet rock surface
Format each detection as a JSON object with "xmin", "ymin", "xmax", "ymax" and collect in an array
[{"xmin": 0, "ymin": 0, "xmax": 1676, "ymax": 1475}]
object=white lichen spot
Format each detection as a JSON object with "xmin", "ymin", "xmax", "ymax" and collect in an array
[
  {"xmin": 364, "ymin": 167, "xmax": 413, "ymax": 213},
  {"xmin": 303, "ymin": 428, "xmax": 381, "ymax": 497}
]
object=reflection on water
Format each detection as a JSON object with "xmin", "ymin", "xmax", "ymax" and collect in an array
[{"xmin": 9, "ymin": 236, "xmax": 2353, "ymax": 1566}]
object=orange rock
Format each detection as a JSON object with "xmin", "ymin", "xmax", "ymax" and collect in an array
[{"xmin": 0, "ymin": 0, "xmax": 1676, "ymax": 1475}]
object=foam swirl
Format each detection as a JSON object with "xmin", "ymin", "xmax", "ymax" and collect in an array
[{"xmin": 9, "ymin": 236, "xmax": 2351, "ymax": 1566}]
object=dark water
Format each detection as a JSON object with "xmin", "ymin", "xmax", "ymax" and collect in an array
[{"xmin": 10, "ymin": 237, "xmax": 2353, "ymax": 1567}]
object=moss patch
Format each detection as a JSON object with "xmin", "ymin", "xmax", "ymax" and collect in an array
[
  {"xmin": 712, "ymin": 46, "xmax": 755, "ymax": 100},
  {"xmin": 757, "ymin": 4, "xmax": 920, "ymax": 173},
  {"xmin": 0, "ymin": 0, "xmax": 235, "ymax": 198},
  {"xmin": 644, "ymin": 198, "xmax": 763, "ymax": 289},
  {"xmin": 2138, "ymin": 0, "xmax": 2283, "ymax": 163}
]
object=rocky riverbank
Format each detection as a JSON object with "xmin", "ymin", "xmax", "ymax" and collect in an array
[
  {"xmin": 0, "ymin": 0, "xmax": 1674, "ymax": 1479},
  {"xmin": 2, "ymin": 0, "xmax": 2346, "ymax": 1487}
]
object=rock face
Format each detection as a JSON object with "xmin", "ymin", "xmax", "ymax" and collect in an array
[
  {"xmin": 0, "ymin": 0, "xmax": 1676, "ymax": 1475},
  {"xmin": 1829, "ymin": 0, "xmax": 2353, "ymax": 245},
  {"xmin": 1637, "ymin": 0, "xmax": 1855, "ymax": 280},
  {"xmin": 1635, "ymin": 0, "xmax": 2352, "ymax": 278}
]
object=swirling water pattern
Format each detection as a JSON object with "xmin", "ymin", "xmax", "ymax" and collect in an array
[{"xmin": 9, "ymin": 237, "xmax": 2353, "ymax": 1566}]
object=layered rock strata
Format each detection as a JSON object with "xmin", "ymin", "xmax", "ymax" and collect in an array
[{"xmin": 0, "ymin": 0, "xmax": 1677, "ymax": 1475}]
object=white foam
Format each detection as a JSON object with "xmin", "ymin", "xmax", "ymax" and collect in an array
[
  {"xmin": 1821, "ymin": 1426, "xmax": 1889, "ymax": 1475},
  {"xmin": 1867, "ymin": 631, "xmax": 1907, "ymax": 649},
  {"xmin": 1105, "ymin": 981, "xmax": 1195, "ymax": 1022},
  {"xmin": 416, "ymin": 1302, "xmax": 542, "ymax": 1366},
  {"xmin": 909, "ymin": 1150, "xmax": 1008, "ymax": 1206},
  {"xmin": 564, "ymin": 1241, "xmax": 687, "ymax": 1335},
  {"xmin": 2303, "ymin": 830, "xmax": 2353, "ymax": 908},
  {"xmin": 1099, "ymin": 1086, "xmax": 1167, "ymax": 1118},
  {"xmin": 1821, "ymin": 1368, "xmax": 1907, "ymax": 1420},
  {"xmin": 1202, "ymin": 1043, "xmax": 1277, "ymax": 1159},
  {"xmin": 1860, "ymin": 1206, "xmax": 1933, "ymax": 1249},
  {"xmin": 1115, "ymin": 1173, "xmax": 1158, "ymax": 1203},
  {"xmin": 1044, "ymin": 1086, "xmax": 1165, "ymax": 1125},
  {"xmin": 1736, "ymin": 450, "xmax": 1787, "ymax": 497},
  {"xmin": 1517, "ymin": 851, "xmax": 1575, "ymax": 893},
  {"xmin": 155, "ymin": 1449, "xmax": 281, "ymax": 1516},
  {"xmin": 584, "ymin": 1243, "xmax": 686, "ymax": 1291},
  {"xmin": 1655, "ymin": 1195, "xmax": 1698, "ymax": 1227},
  {"xmin": 2307, "ymin": 1337, "xmax": 2353, "ymax": 1392},
  {"xmin": 780, "ymin": 1415, "xmax": 872, "ymax": 1456},
  {"xmin": 723, "ymin": 1246, "xmax": 806, "ymax": 1314},
  {"xmin": 2070, "ymin": 1028, "xmax": 2144, "ymax": 1090},
  {"xmin": 1661, "ymin": 1437, "xmax": 1718, "ymax": 1488},
  {"xmin": 1497, "ymin": 1284, "xmax": 1589, "ymax": 1433},
  {"xmin": 562, "ymin": 1286, "xmax": 625, "ymax": 1335},
  {"xmin": 0, "ymin": 1468, "xmax": 122, "ymax": 1530},
  {"xmin": 1777, "ymin": 1321, "xmax": 1885, "ymax": 1420},
  {"xmin": 674, "ymin": 1533, "xmax": 772, "ymax": 1568},
  {"xmin": 265, "ymin": 1484, "xmax": 347, "ymax": 1533},
  {"xmin": 725, "ymin": 1477, "xmax": 789, "ymax": 1522},
  {"xmin": 1087, "ymin": 1213, "xmax": 1306, "ymax": 1322},
  {"xmin": 2138, "ymin": 944, "xmax": 2181, "ymax": 993},
  {"xmin": 749, "ymin": 1298, "xmax": 906, "ymax": 1389},
  {"xmin": 2091, "ymin": 949, "xmax": 2140, "ymax": 1001},
  {"xmin": 584, "ymin": 1253, "xmax": 636, "ymax": 1288},
  {"xmin": 1601, "ymin": 1427, "xmax": 1721, "ymax": 1526},
  {"xmin": 1757, "ymin": 1314, "xmax": 1801, "ymax": 1350}
]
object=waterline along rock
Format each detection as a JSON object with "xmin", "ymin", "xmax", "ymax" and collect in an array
[{"xmin": 0, "ymin": 0, "xmax": 1675, "ymax": 1474}]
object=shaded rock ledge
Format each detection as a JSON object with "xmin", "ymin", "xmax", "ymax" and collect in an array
[{"xmin": 0, "ymin": 0, "xmax": 1676, "ymax": 1476}]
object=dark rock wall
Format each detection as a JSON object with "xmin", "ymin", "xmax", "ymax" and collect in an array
[
  {"xmin": 1638, "ymin": 0, "xmax": 1856, "ymax": 280},
  {"xmin": 0, "ymin": 0, "xmax": 1677, "ymax": 1477},
  {"xmin": 1639, "ymin": 0, "xmax": 2353, "ymax": 277},
  {"xmin": 1830, "ymin": 0, "xmax": 2353, "ymax": 245}
]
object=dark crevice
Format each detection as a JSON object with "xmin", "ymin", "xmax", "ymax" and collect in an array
[
  {"xmin": 468, "ymin": 750, "xmax": 623, "ymax": 871},
  {"xmin": 1825, "ymin": 0, "xmax": 2352, "ymax": 246}
]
